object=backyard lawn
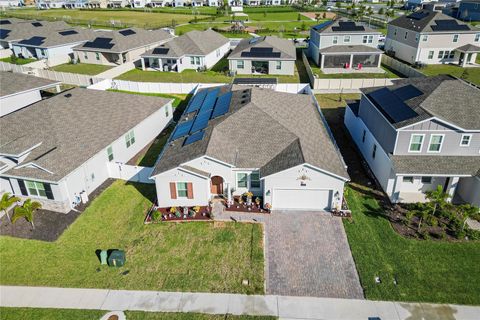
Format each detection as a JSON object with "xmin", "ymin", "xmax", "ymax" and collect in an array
[
  {"xmin": 308, "ymin": 58, "xmax": 403, "ymax": 79},
  {"xmin": 0, "ymin": 308, "xmax": 276, "ymax": 320},
  {"xmin": 0, "ymin": 56, "xmax": 35, "ymax": 65},
  {"xmin": 0, "ymin": 181, "xmax": 265, "ymax": 294},
  {"xmin": 420, "ymin": 63, "xmax": 480, "ymax": 86},
  {"xmin": 50, "ymin": 63, "xmax": 113, "ymax": 75}
]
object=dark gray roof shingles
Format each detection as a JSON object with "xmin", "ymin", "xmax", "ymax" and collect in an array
[{"xmin": 0, "ymin": 71, "xmax": 59, "ymax": 97}]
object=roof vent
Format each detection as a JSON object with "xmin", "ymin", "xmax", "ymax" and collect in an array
[{"xmin": 64, "ymin": 93, "xmax": 72, "ymax": 98}]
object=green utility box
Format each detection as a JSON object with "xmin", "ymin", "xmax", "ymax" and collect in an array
[
  {"xmin": 100, "ymin": 250, "xmax": 108, "ymax": 265},
  {"xmin": 108, "ymin": 250, "xmax": 126, "ymax": 267}
]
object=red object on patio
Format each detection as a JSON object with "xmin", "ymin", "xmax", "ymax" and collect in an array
[
  {"xmin": 345, "ymin": 63, "xmax": 350, "ymax": 69},
  {"xmin": 358, "ymin": 63, "xmax": 362, "ymax": 70}
]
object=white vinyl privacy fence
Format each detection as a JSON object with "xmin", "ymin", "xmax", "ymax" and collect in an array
[{"xmin": 107, "ymin": 162, "xmax": 154, "ymax": 184}]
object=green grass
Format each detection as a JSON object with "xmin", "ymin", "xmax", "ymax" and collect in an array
[
  {"xmin": 0, "ymin": 56, "xmax": 35, "ymax": 65},
  {"xmin": 308, "ymin": 58, "xmax": 402, "ymax": 79},
  {"xmin": 314, "ymin": 93, "xmax": 361, "ymax": 108},
  {"xmin": 107, "ymin": 89, "xmax": 188, "ymax": 108},
  {"xmin": 0, "ymin": 181, "xmax": 265, "ymax": 294},
  {"xmin": 50, "ymin": 63, "xmax": 113, "ymax": 75},
  {"xmin": 343, "ymin": 185, "xmax": 480, "ymax": 305},
  {"xmin": 0, "ymin": 308, "xmax": 276, "ymax": 320},
  {"xmin": 420, "ymin": 64, "xmax": 480, "ymax": 86}
]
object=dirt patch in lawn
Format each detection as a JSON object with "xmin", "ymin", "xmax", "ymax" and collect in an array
[{"xmin": 301, "ymin": 12, "xmax": 336, "ymax": 20}]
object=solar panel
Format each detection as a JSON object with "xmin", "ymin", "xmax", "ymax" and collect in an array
[
  {"xmin": 211, "ymin": 92, "xmax": 232, "ymax": 119},
  {"xmin": 249, "ymin": 37, "xmax": 262, "ymax": 44},
  {"xmin": 431, "ymin": 20, "xmax": 470, "ymax": 31},
  {"xmin": 313, "ymin": 20, "xmax": 334, "ymax": 31},
  {"xmin": 170, "ymin": 120, "xmax": 194, "ymax": 140},
  {"xmin": 19, "ymin": 36, "xmax": 46, "ymax": 46},
  {"xmin": 185, "ymin": 89, "xmax": 208, "ymax": 113},
  {"xmin": 152, "ymin": 47, "xmax": 169, "ymax": 55},
  {"xmin": 83, "ymin": 37, "xmax": 114, "ymax": 49},
  {"xmin": 232, "ymin": 78, "xmax": 277, "ymax": 85},
  {"xmin": 368, "ymin": 88, "xmax": 418, "ymax": 123},
  {"xmin": 241, "ymin": 51, "xmax": 281, "ymax": 58},
  {"xmin": 199, "ymin": 88, "xmax": 219, "ymax": 113},
  {"xmin": 59, "ymin": 30, "xmax": 78, "ymax": 36},
  {"xmin": 184, "ymin": 130, "xmax": 205, "ymax": 146},
  {"xmin": 408, "ymin": 11, "xmax": 430, "ymax": 20},
  {"xmin": 0, "ymin": 20, "xmax": 12, "ymax": 25},
  {"xmin": 190, "ymin": 109, "xmax": 212, "ymax": 133},
  {"xmin": 392, "ymin": 85, "xmax": 423, "ymax": 101},
  {"xmin": 0, "ymin": 29, "xmax": 11, "ymax": 40},
  {"xmin": 250, "ymin": 47, "xmax": 273, "ymax": 53},
  {"xmin": 31, "ymin": 22, "xmax": 42, "ymax": 27},
  {"xmin": 332, "ymin": 22, "xmax": 364, "ymax": 32},
  {"xmin": 119, "ymin": 29, "xmax": 136, "ymax": 36}
]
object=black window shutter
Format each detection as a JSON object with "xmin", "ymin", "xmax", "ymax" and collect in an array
[
  {"xmin": 44, "ymin": 183, "xmax": 54, "ymax": 200},
  {"xmin": 17, "ymin": 180, "xmax": 28, "ymax": 196}
]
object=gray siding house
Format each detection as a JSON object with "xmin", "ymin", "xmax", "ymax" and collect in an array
[
  {"xmin": 228, "ymin": 36, "xmax": 296, "ymax": 76},
  {"xmin": 385, "ymin": 10, "xmax": 480, "ymax": 66},
  {"xmin": 344, "ymin": 75, "xmax": 480, "ymax": 207}
]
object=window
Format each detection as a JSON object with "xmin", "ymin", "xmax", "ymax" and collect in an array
[
  {"xmin": 333, "ymin": 36, "xmax": 338, "ymax": 44},
  {"xmin": 26, "ymin": 181, "xmax": 46, "ymax": 198},
  {"xmin": 190, "ymin": 56, "xmax": 195, "ymax": 65},
  {"xmin": 438, "ymin": 51, "xmax": 444, "ymax": 59},
  {"xmin": 372, "ymin": 144, "xmax": 377, "ymax": 159},
  {"xmin": 195, "ymin": 56, "xmax": 200, "ymax": 65},
  {"xmin": 428, "ymin": 135, "xmax": 444, "ymax": 152},
  {"xmin": 460, "ymin": 134, "xmax": 472, "ymax": 146},
  {"xmin": 421, "ymin": 177, "xmax": 432, "ymax": 184},
  {"xmin": 84, "ymin": 52, "xmax": 88, "ymax": 60},
  {"xmin": 362, "ymin": 129, "xmax": 366, "ymax": 143},
  {"xmin": 95, "ymin": 52, "xmax": 100, "ymax": 61},
  {"xmin": 409, "ymin": 134, "xmax": 424, "ymax": 152},
  {"xmin": 107, "ymin": 146, "xmax": 114, "ymax": 162},
  {"xmin": 176, "ymin": 182, "xmax": 188, "ymax": 198},
  {"xmin": 444, "ymin": 51, "xmax": 450, "ymax": 59},
  {"xmin": 125, "ymin": 130, "xmax": 135, "ymax": 148},
  {"xmin": 362, "ymin": 35, "xmax": 368, "ymax": 43},
  {"xmin": 422, "ymin": 35, "xmax": 428, "ymax": 42},
  {"xmin": 165, "ymin": 106, "xmax": 169, "ymax": 117},
  {"xmin": 276, "ymin": 61, "xmax": 282, "ymax": 70},
  {"xmin": 237, "ymin": 173, "xmax": 247, "ymax": 188},
  {"xmin": 449, "ymin": 51, "xmax": 455, "ymax": 59},
  {"xmin": 428, "ymin": 51, "xmax": 434, "ymax": 59},
  {"xmin": 250, "ymin": 172, "xmax": 260, "ymax": 189},
  {"xmin": 344, "ymin": 35, "xmax": 351, "ymax": 43},
  {"xmin": 361, "ymin": 35, "xmax": 373, "ymax": 44},
  {"xmin": 415, "ymin": 34, "xmax": 419, "ymax": 42},
  {"xmin": 475, "ymin": 34, "xmax": 480, "ymax": 42},
  {"xmin": 404, "ymin": 31, "xmax": 408, "ymax": 40},
  {"xmin": 403, "ymin": 176, "xmax": 414, "ymax": 183},
  {"xmin": 453, "ymin": 34, "xmax": 459, "ymax": 42},
  {"xmin": 236, "ymin": 60, "xmax": 244, "ymax": 69}
]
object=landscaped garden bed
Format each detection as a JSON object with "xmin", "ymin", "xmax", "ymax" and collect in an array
[{"xmin": 145, "ymin": 205, "xmax": 211, "ymax": 223}]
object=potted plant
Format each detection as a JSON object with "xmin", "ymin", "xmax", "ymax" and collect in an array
[
  {"xmin": 255, "ymin": 197, "xmax": 261, "ymax": 208},
  {"xmin": 237, "ymin": 196, "xmax": 243, "ymax": 208},
  {"xmin": 244, "ymin": 191, "xmax": 253, "ymax": 206},
  {"xmin": 264, "ymin": 203, "xmax": 271, "ymax": 213}
]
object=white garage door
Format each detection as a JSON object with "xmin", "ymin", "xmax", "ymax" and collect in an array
[{"xmin": 272, "ymin": 188, "xmax": 332, "ymax": 211}]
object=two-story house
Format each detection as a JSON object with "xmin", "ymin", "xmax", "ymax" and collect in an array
[
  {"xmin": 456, "ymin": 0, "xmax": 480, "ymax": 21},
  {"xmin": 344, "ymin": 75, "xmax": 480, "ymax": 207},
  {"xmin": 308, "ymin": 18, "xmax": 383, "ymax": 72},
  {"xmin": 36, "ymin": 0, "xmax": 66, "ymax": 8},
  {"xmin": 385, "ymin": 10, "xmax": 480, "ymax": 66}
]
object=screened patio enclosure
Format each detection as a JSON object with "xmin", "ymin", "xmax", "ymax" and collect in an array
[
  {"xmin": 252, "ymin": 60, "xmax": 269, "ymax": 74},
  {"xmin": 318, "ymin": 44, "xmax": 383, "ymax": 70}
]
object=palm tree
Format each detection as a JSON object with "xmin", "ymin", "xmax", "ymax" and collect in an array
[
  {"xmin": 0, "ymin": 193, "xmax": 20, "ymax": 222},
  {"xmin": 11, "ymin": 199, "xmax": 42, "ymax": 229},
  {"xmin": 425, "ymin": 185, "xmax": 450, "ymax": 217}
]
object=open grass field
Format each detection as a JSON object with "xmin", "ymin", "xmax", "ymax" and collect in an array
[
  {"xmin": 0, "ymin": 181, "xmax": 265, "ymax": 294},
  {"xmin": 50, "ymin": 63, "xmax": 113, "ymax": 75},
  {"xmin": 0, "ymin": 308, "xmax": 276, "ymax": 320},
  {"xmin": 421, "ymin": 63, "xmax": 480, "ymax": 86}
]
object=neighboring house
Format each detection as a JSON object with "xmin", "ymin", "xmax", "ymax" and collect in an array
[
  {"xmin": 456, "ymin": 0, "xmax": 480, "ymax": 21},
  {"xmin": 228, "ymin": 36, "xmax": 296, "ymax": 76},
  {"xmin": 150, "ymin": 85, "xmax": 349, "ymax": 211},
  {"xmin": 36, "ymin": 0, "xmax": 66, "ymax": 8},
  {"xmin": 173, "ymin": 0, "xmax": 185, "ymax": 6},
  {"xmin": 0, "ymin": 0, "xmax": 22, "ymax": 7},
  {"xmin": 0, "ymin": 71, "xmax": 60, "ymax": 117},
  {"xmin": 147, "ymin": 0, "xmax": 172, "ymax": 6},
  {"xmin": 86, "ymin": 0, "xmax": 108, "ymax": 8},
  {"xmin": 64, "ymin": 0, "xmax": 89, "ymax": 7},
  {"xmin": 207, "ymin": 0, "xmax": 219, "ymax": 6},
  {"xmin": 11, "ymin": 27, "xmax": 97, "ymax": 65},
  {"xmin": 406, "ymin": 0, "xmax": 436, "ymax": 10},
  {"xmin": 131, "ymin": 0, "xmax": 147, "ymax": 7},
  {"xmin": 73, "ymin": 28, "xmax": 173, "ymax": 66},
  {"xmin": 385, "ymin": 10, "xmax": 480, "ymax": 66},
  {"xmin": 243, "ymin": 0, "xmax": 281, "ymax": 5},
  {"xmin": 308, "ymin": 19, "xmax": 383, "ymax": 71},
  {"xmin": 0, "ymin": 20, "xmax": 70, "ymax": 49},
  {"xmin": 344, "ymin": 75, "xmax": 480, "ymax": 207},
  {"xmin": 0, "ymin": 85, "xmax": 173, "ymax": 213},
  {"xmin": 141, "ymin": 29, "xmax": 229, "ymax": 72},
  {"xmin": 107, "ymin": 0, "xmax": 129, "ymax": 7}
]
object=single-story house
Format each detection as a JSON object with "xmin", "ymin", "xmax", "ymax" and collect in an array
[
  {"xmin": 227, "ymin": 36, "xmax": 296, "ymax": 76},
  {"xmin": 0, "ymin": 20, "xmax": 70, "ymax": 49},
  {"xmin": 73, "ymin": 28, "xmax": 173, "ymax": 66},
  {"xmin": 150, "ymin": 85, "xmax": 349, "ymax": 211},
  {"xmin": 141, "ymin": 29, "xmax": 230, "ymax": 72},
  {"xmin": 0, "ymin": 71, "xmax": 60, "ymax": 117},
  {"xmin": 0, "ymin": 85, "xmax": 173, "ymax": 213}
]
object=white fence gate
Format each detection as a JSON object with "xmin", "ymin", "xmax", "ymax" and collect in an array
[{"xmin": 107, "ymin": 162, "xmax": 154, "ymax": 184}]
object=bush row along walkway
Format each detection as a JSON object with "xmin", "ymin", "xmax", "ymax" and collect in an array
[{"xmin": 1, "ymin": 286, "xmax": 479, "ymax": 320}]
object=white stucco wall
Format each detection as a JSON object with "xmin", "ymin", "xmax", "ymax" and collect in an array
[{"xmin": 456, "ymin": 176, "xmax": 480, "ymax": 207}]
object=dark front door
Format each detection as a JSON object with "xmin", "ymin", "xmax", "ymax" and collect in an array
[
  {"xmin": 443, "ymin": 177, "xmax": 451, "ymax": 193},
  {"xmin": 211, "ymin": 176, "xmax": 224, "ymax": 195}
]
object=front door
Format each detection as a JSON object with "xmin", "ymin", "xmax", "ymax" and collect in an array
[{"xmin": 211, "ymin": 176, "xmax": 224, "ymax": 195}]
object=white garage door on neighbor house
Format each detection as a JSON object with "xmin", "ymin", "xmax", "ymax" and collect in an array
[{"xmin": 272, "ymin": 188, "xmax": 333, "ymax": 211}]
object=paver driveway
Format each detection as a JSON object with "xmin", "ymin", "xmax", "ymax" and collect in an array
[{"xmin": 265, "ymin": 211, "xmax": 364, "ymax": 299}]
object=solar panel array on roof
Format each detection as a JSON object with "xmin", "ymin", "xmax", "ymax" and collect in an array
[
  {"xmin": 332, "ymin": 21, "xmax": 365, "ymax": 32},
  {"xmin": 408, "ymin": 11, "xmax": 430, "ymax": 20},
  {"xmin": 19, "ymin": 36, "xmax": 46, "ymax": 46},
  {"xmin": 83, "ymin": 37, "xmax": 114, "ymax": 49},
  {"xmin": 31, "ymin": 22, "xmax": 42, "ymax": 27},
  {"xmin": 251, "ymin": 47, "xmax": 273, "ymax": 53},
  {"xmin": 368, "ymin": 88, "xmax": 418, "ymax": 124},
  {"xmin": 431, "ymin": 20, "xmax": 470, "ymax": 31},
  {"xmin": 0, "ymin": 20, "xmax": 12, "ymax": 25},
  {"xmin": 232, "ymin": 78, "xmax": 277, "ymax": 85},
  {"xmin": 199, "ymin": 88, "xmax": 219, "ymax": 113},
  {"xmin": 119, "ymin": 29, "xmax": 136, "ymax": 36},
  {"xmin": 190, "ymin": 109, "xmax": 212, "ymax": 133},
  {"xmin": 241, "ymin": 51, "xmax": 281, "ymax": 58},
  {"xmin": 171, "ymin": 120, "xmax": 194, "ymax": 140},
  {"xmin": 59, "ymin": 30, "xmax": 78, "ymax": 36},
  {"xmin": 211, "ymin": 92, "xmax": 232, "ymax": 119},
  {"xmin": 185, "ymin": 89, "xmax": 207, "ymax": 113},
  {"xmin": 0, "ymin": 29, "xmax": 11, "ymax": 40},
  {"xmin": 313, "ymin": 20, "xmax": 334, "ymax": 31},
  {"xmin": 184, "ymin": 130, "xmax": 205, "ymax": 146},
  {"xmin": 392, "ymin": 85, "xmax": 423, "ymax": 101},
  {"xmin": 152, "ymin": 47, "xmax": 169, "ymax": 55}
]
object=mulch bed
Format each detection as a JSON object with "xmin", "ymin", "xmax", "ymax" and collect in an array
[
  {"xmin": 0, "ymin": 179, "xmax": 115, "ymax": 242},
  {"xmin": 145, "ymin": 206, "xmax": 211, "ymax": 223},
  {"xmin": 225, "ymin": 199, "xmax": 269, "ymax": 214}
]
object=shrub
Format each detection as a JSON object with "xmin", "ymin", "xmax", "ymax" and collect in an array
[{"xmin": 152, "ymin": 210, "xmax": 161, "ymax": 221}]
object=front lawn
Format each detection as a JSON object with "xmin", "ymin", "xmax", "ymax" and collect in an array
[
  {"xmin": 0, "ymin": 56, "xmax": 35, "ymax": 65},
  {"xmin": 344, "ymin": 185, "xmax": 480, "ymax": 305},
  {"xmin": 0, "ymin": 181, "xmax": 265, "ymax": 294},
  {"xmin": 49, "ymin": 63, "xmax": 113, "ymax": 75},
  {"xmin": 420, "ymin": 64, "xmax": 480, "ymax": 86}
]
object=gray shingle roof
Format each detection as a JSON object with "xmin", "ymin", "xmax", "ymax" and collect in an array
[
  {"xmin": 73, "ymin": 28, "xmax": 173, "ymax": 54},
  {"xmin": 391, "ymin": 155, "xmax": 480, "ymax": 176},
  {"xmin": 0, "ymin": 71, "xmax": 59, "ymax": 98},
  {"xmin": 0, "ymin": 20, "xmax": 70, "ymax": 42},
  {"xmin": 312, "ymin": 18, "xmax": 380, "ymax": 34},
  {"xmin": 455, "ymin": 44, "xmax": 480, "ymax": 52},
  {"xmin": 14, "ymin": 26, "xmax": 97, "ymax": 48},
  {"xmin": 142, "ymin": 29, "xmax": 229, "ymax": 58},
  {"xmin": 361, "ymin": 75, "xmax": 480, "ymax": 130},
  {"xmin": 227, "ymin": 36, "xmax": 296, "ymax": 60},
  {"xmin": 388, "ymin": 10, "xmax": 474, "ymax": 33},
  {"xmin": 0, "ymin": 88, "xmax": 171, "ymax": 182},
  {"xmin": 152, "ymin": 86, "xmax": 349, "ymax": 180},
  {"xmin": 319, "ymin": 44, "xmax": 382, "ymax": 54}
]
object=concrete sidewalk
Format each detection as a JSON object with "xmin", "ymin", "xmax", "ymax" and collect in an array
[{"xmin": 1, "ymin": 286, "xmax": 479, "ymax": 320}]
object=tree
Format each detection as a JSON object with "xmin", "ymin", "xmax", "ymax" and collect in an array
[
  {"xmin": 322, "ymin": 0, "xmax": 327, "ymax": 7},
  {"xmin": 425, "ymin": 185, "xmax": 450, "ymax": 217},
  {"xmin": 315, "ymin": 13, "xmax": 321, "ymax": 22},
  {"xmin": 297, "ymin": 13, "xmax": 301, "ymax": 21},
  {"xmin": 378, "ymin": 7, "xmax": 384, "ymax": 15},
  {"xmin": 0, "ymin": 193, "xmax": 20, "ymax": 222},
  {"xmin": 11, "ymin": 199, "xmax": 42, "ymax": 229},
  {"xmin": 335, "ymin": 2, "xmax": 341, "ymax": 8}
]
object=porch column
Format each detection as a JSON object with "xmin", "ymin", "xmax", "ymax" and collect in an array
[
  {"xmin": 349, "ymin": 54, "xmax": 354, "ymax": 69},
  {"xmin": 391, "ymin": 175, "xmax": 402, "ymax": 203},
  {"xmin": 446, "ymin": 177, "xmax": 460, "ymax": 202},
  {"xmin": 377, "ymin": 54, "xmax": 382, "ymax": 68},
  {"xmin": 461, "ymin": 53, "xmax": 467, "ymax": 67},
  {"xmin": 55, "ymin": 84, "xmax": 61, "ymax": 93},
  {"xmin": 320, "ymin": 54, "xmax": 325, "ymax": 69},
  {"xmin": 226, "ymin": 183, "xmax": 232, "ymax": 205},
  {"xmin": 141, "ymin": 57, "xmax": 145, "ymax": 70}
]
